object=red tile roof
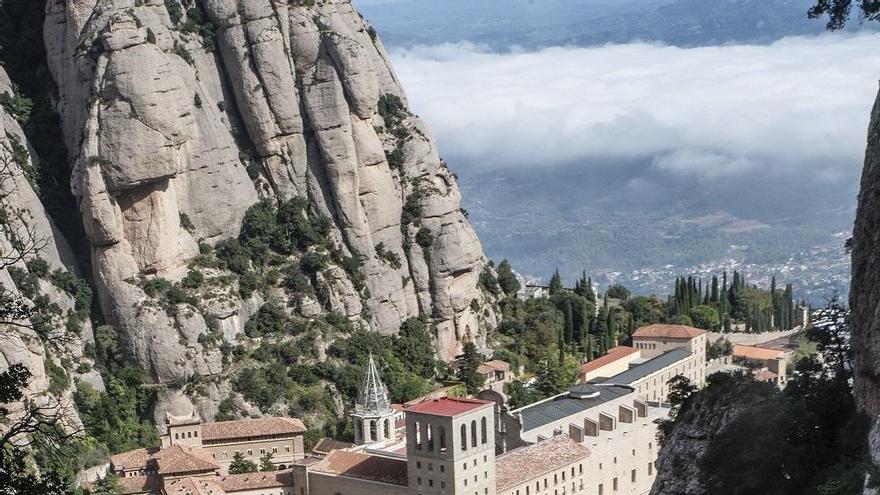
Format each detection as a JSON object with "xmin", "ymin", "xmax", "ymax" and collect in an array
[
  {"xmin": 162, "ymin": 477, "xmax": 225, "ymax": 495},
  {"xmin": 733, "ymin": 345, "xmax": 786, "ymax": 361},
  {"xmin": 477, "ymin": 360, "xmax": 510, "ymax": 374},
  {"xmin": 579, "ymin": 346, "xmax": 639, "ymax": 375},
  {"xmin": 311, "ymin": 438, "xmax": 356, "ymax": 456},
  {"xmin": 311, "ymin": 450, "xmax": 407, "ymax": 486},
  {"xmin": 201, "ymin": 417, "xmax": 306, "ymax": 442},
  {"xmin": 115, "ymin": 474, "xmax": 163, "ymax": 495},
  {"xmin": 405, "ymin": 397, "xmax": 492, "ymax": 417},
  {"xmin": 496, "ymin": 436, "xmax": 592, "ymax": 492},
  {"xmin": 753, "ymin": 369, "xmax": 779, "ymax": 382},
  {"xmin": 213, "ymin": 470, "xmax": 296, "ymax": 491},
  {"xmin": 633, "ymin": 324, "xmax": 706, "ymax": 339},
  {"xmin": 154, "ymin": 445, "xmax": 219, "ymax": 475},
  {"xmin": 111, "ymin": 447, "xmax": 160, "ymax": 471}
]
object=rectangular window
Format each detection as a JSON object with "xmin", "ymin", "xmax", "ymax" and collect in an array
[
  {"xmin": 632, "ymin": 469, "xmax": 636, "ymax": 482},
  {"xmin": 648, "ymin": 463, "xmax": 653, "ymax": 476},
  {"xmin": 613, "ymin": 477, "xmax": 618, "ymax": 490},
  {"xmin": 260, "ymin": 448, "xmax": 266, "ymax": 454},
  {"xmin": 599, "ymin": 484, "xmax": 603, "ymax": 495}
]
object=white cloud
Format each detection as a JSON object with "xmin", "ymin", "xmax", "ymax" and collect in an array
[{"xmin": 390, "ymin": 35, "xmax": 880, "ymax": 182}]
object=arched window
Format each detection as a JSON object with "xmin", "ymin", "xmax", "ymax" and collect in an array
[
  {"xmin": 460, "ymin": 424, "xmax": 467, "ymax": 451},
  {"xmin": 481, "ymin": 417, "xmax": 487, "ymax": 444},
  {"xmin": 470, "ymin": 420, "xmax": 477, "ymax": 447},
  {"xmin": 439, "ymin": 426, "xmax": 447, "ymax": 452},
  {"xmin": 384, "ymin": 418, "xmax": 391, "ymax": 439},
  {"xmin": 427, "ymin": 423, "xmax": 434, "ymax": 451},
  {"xmin": 369, "ymin": 420, "xmax": 377, "ymax": 442},
  {"xmin": 415, "ymin": 421, "xmax": 422, "ymax": 449}
]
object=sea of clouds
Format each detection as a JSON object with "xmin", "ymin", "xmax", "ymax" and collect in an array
[{"xmin": 389, "ymin": 34, "xmax": 880, "ymax": 185}]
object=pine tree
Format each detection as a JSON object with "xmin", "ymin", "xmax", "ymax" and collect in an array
[{"xmin": 549, "ymin": 269, "xmax": 563, "ymax": 295}]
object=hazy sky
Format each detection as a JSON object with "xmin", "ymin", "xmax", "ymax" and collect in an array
[{"xmin": 390, "ymin": 34, "xmax": 880, "ymax": 188}]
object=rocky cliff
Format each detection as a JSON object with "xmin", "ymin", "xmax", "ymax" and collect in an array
[
  {"xmin": 0, "ymin": 0, "xmax": 497, "ymax": 425},
  {"xmin": 0, "ymin": 63, "xmax": 100, "ymax": 432},
  {"xmin": 851, "ymin": 85, "xmax": 880, "ymax": 486}
]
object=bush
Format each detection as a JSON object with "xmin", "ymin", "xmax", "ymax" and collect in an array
[
  {"xmin": 25, "ymin": 257, "xmax": 49, "ymax": 278},
  {"xmin": 244, "ymin": 302, "xmax": 289, "ymax": 338},
  {"xmin": 378, "ymin": 94, "xmax": 407, "ymax": 125},
  {"xmin": 0, "ymin": 90, "xmax": 33, "ymax": 125},
  {"xmin": 44, "ymin": 356, "xmax": 69, "ymax": 395},
  {"xmin": 415, "ymin": 227, "xmax": 433, "ymax": 250},
  {"xmin": 51, "ymin": 269, "xmax": 92, "ymax": 313},
  {"xmin": 181, "ymin": 270, "xmax": 204, "ymax": 289},
  {"xmin": 142, "ymin": 277, "xmax": 172, "ymax": 298}
]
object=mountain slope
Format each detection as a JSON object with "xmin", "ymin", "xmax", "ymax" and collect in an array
[{"xmin": 24, "ymin": 0, "xmax": 497, "ymax": 419}]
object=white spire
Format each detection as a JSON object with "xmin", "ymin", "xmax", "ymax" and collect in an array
[{"xmin": 356, "ymin": 353, "xmax": 391, "ymax": 416}]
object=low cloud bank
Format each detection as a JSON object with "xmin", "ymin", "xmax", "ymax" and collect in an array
[{"xmin": 390, "ymin": 34, "xmax": 880, "ymax": 184}]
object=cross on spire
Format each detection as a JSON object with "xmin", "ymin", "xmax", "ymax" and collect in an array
[{"xmin": 356, "ymin": 353, "xmax": 391, "ymax": 416}]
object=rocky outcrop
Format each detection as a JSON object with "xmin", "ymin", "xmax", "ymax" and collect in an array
[
  {"xmin": 40, "ymin": 0, "xmax": 496, "ymax": 401},
  {"xmin": 650, "ymin": 375, "xmax": 775, "ymax": 495},
  {"xmin": 851, "ymin": 85, "xmax": 880, "ymax": 487},
  {"xmin": 0, "ymin": 65, "xmax": 97, "ymax": 430}
]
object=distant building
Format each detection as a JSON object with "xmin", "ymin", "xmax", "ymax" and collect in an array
[
  {"xmin": 599, "ymin": 324, "xmax": 708, "ymax": 401},
  {"xmin": 517, "ymin": 284, "xmax": 550, "ymax": 300},
  {"xmin": 477, "ymin": 360, "xmax": 512, "ymax": 393},
  {"xmin": 578, "ymin": 346, "xmax": 641, "ymax": 383},
  {"xmin": 733, "ymin": 344, "xmax": 792, "ymax": 387}
]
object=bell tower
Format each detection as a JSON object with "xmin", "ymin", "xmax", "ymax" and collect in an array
[{"xmin": 352, "ymin": 354, "xmax": 397, "ymax": 444}]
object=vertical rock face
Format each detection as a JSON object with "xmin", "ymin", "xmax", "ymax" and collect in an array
[
  {"xmin": 0, "ymin": 65, "xmax": 98, "ymax": 429},
  {"xmin": 851, "ymin": 87, "xmax": 880, "ymax": 477},
  {"xmin": 852, "ymin": 87, "xmax": 880, "ymax": 417},
  {"xmin": 41, "ymin": 0, "xmax": 496, "ymax": 390}
]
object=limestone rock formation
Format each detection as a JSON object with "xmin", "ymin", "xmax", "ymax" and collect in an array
[
  {"xmin": 0, "ymin": 65, "xmax": 97, "ymax": 430},
  {"xmin": 39, "ymin": 0, "xmax": 497, "ymax": 403},
  {"xmin": 851, "ymin": 86, "xmax": 880, "ymax": 487}
]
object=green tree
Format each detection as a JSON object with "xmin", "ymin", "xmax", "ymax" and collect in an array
[
  {"xmin": 456, "ymin": 342, "xmax": 485, "ymax": 394},
  {"xmin": 89, "ymin": 470, "xmax": 122, "ymax": 494},
  {"xmin": 548, "ymin": 269, "xmax": 563, "ymax": 295},
  {"xmin": 606, "ymin": 283, "xmax": 630, "ymax": 300},
  {"xmin": 689, "ymin": 305, "xmax": 720, "ymax": 330},
  {"xmin": 229, "ymin": 452, "xmax": 259, "ymax": 474},
  {"xmin": 496, "ymin": 259, "xmax": 521, "ymax": 296},
  {"xmin": 392, "ymin": 318, "xmax": 437, "ymax": 379},
  {"xmin": 535, "ymin": 354, "xmax": 579, "ymax": 397},
  {"xmin": 259, "ymin": 452, "xmax": 277, "ymax": 472}
]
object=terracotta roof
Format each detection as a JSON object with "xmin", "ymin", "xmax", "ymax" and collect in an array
[
  {"xmin": 163, "ymin": 477, "xmax": 226, "ymax": 495},
  {"xmin": 311, "ymin": 450, "xmax": 407, "ymax": 486},
  {"xmin": 496, "ymin": 436, "xmax": 592, "ymax": 492},
  {"xmin": 312, "ymin": 438, "xmax": 356, "ymax": 455},
  {"xmin": 406, "ymin": 397, "xmax": 492, "ymax": 417},
  {"xmin": 115, "ymin": 475, "xmax": 163, "ymax": 495},
  {"xmin": 753, "ymin": 369, "xmax": 779, "ymax": 382},
  {"xmin": 733, "ymin": 345, "xmax": 785, "ymax": 361},
  {"xmin": 403, "ymin": 385, "xmax": 462, "ymax": 407},
  {"xmin": 154, "ymin": 445, "xmax": 219, "ymax": 475},
  {"xmin": 579, "ymin": 346, "xmax": 639, "ymax": 375},
  {"xmin": 201, "ymin": 417, "xmax": 306, "ymax": 442},
  {"xmin": 391, "ymin": 403, "xmax": 405, "ymax": 412},
  {"xmin": 111, "ymin": 447, "xmax": 160, "ymax": 471},
  {"xmin": 213, "ymin": 470, "xmax": 296, "ymax": 491},
  {"xmin": 477, "ymin": 360, "xmax": 510, "ymax": 374},
  {"xmin": 632, "ymin": 324, "xmax": 706, "ymax": 339}
]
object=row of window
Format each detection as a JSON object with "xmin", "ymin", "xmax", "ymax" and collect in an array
[
  {"xmin": 508, "ymin": 462, "xmax": 655, "ymax": 495},
  {"xmin": 213, "ymin": 445, "xmax": 290, "ymax": 459},
  {"xmin": 412, "ymin": 417, "xmax": 489, "ymax": 452},
  {"xmin": 173, "ymin": 430, "xmax": 198, "ymax": 440}
]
